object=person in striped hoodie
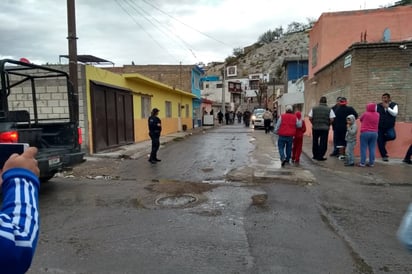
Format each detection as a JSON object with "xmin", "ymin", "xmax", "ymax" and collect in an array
[{"xmin": 0, "ymin": 147, "xmax": 40, "ymax": 274}]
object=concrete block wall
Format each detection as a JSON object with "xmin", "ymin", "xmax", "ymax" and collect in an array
[
  {"xmin": 7, "ymin": 64, "xmax": 88, "ymax": 150},
  {"xmin": 8, "ymin": 76, "xmax": 70, "ymax": 121}
]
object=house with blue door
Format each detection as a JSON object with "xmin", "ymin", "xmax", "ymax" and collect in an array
[
  {"xmin": 191, "ymin": 65, "xmax": 205, "ymax": 127},
  {"xmin": 276, "ymin": 56, "xmax": 308, "ymax": 114}
]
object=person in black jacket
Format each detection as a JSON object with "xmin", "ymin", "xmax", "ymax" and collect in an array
[
  {"xmin": 330, "ymin": 97, "xmax": 342, "ymax": 156},
  {"xmin": 403, "ymin": 144, "xmax": 412, "ymax": 164},
  {"xmin": 376, "ymin": 93, "xmax": 398, "ymax": 161},
  {"xmin": 148, "ymin": 108, "xmax": 162, "ymax": 164},
  {"xmin": 330, "ymin": 97, "xmax": 358, "ymax": 157}
]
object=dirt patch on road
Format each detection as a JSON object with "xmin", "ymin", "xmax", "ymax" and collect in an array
[
  {"xmin": 145, "ymin": 179, "xmax": 217, "ymax": 195},
  {"xmin": 69, "ymin": 158, "xmax": 122, "ymax": 179}
]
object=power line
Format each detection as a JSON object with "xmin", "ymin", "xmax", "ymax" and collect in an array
[
  {"xmin": 141, "ymin": 0, "xmax": 232, "ymax": 48},
  {"xmin": 113, "ymin": 0, "xmax": 179, "ymax": 63},
  {"xmin": 124, "ymin": 0, "xmax": 199, "ymax": 61}
]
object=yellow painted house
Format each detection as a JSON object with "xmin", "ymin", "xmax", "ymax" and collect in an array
[{"xmin": 83, "ymin": 65, "xmax": 195, "ymax": 154}]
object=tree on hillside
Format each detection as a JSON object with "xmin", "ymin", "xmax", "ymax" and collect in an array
[
  {"xmin": 286, "ymin": 21, "xmax": 306, "ymax": 33},
  {"xmin": 258, "ymin": 30, "xmax": 276, "ymax": 43},
  {"xmin": 306, "ymin": 17, "xmax": 317, "ymax": 28},
  {"xmin": 233, "ymin": 47, "xmax": 243, "ymax": 57},
  {"xmin": 258, "ymin": 26, "xmax": 284, "ymax": 43},
  {"xmin": 393, "ymin": 0, "xmax": 412, "ymax": 5},
  {"xmin": 225, "ymin": 56, "xmax": 235, "ymax": 64},
  {"xmin": 224, "ymin": 47, "xmax": 244, "ymax": 65},
  {"xmin": 254, "ymin": 80, "xmax": 268, "ymax": 107}
]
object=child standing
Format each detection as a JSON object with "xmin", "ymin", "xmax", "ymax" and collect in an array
[
  {"xmin": 344, "ymin": 114, "xmax": 357, "ymax": 166},
  {"xmin": 292, "ymin": 111, "xmax": 306, "ymax": 166}
]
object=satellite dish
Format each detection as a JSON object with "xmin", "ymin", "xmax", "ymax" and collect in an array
[{"xmin": 383, "ymin": 28, "xmax": 391, "ymax": 42}]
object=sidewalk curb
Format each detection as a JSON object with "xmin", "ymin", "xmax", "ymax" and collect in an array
[{"xmin": 89, "ymin": 126, "xmax": 210, "ymax": 160}]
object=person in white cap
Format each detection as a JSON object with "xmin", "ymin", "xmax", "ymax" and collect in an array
[{"xmin": 274, "ymin": 105, "xmax": 301, "ymax": 167}]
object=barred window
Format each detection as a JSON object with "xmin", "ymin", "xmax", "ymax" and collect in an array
[
  {"xmin": 165, "ymin": 101, "xmax": 172, "ymax": 117},
  {"xmin": 141, "ymin": 96, "xmax": 151, "ymax": 118}
]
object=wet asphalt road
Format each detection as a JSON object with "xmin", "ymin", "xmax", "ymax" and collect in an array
[{"xmin": 27, "ymin": 124, "xmax": 412, "ymax": 274}]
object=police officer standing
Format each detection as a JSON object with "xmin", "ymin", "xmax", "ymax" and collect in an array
[{"xmin": 148, "ymin": 108, "xmax": 162, "ymax": 164}]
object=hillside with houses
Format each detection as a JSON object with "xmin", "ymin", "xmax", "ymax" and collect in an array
[{"xmin": 205, "ymin": 30, "xmax": 309, "ymax": 83}]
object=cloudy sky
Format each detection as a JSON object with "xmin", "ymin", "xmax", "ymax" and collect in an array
[{"xmin": 0, "ymin": 0, "xmax": 394, "ymax": 66}]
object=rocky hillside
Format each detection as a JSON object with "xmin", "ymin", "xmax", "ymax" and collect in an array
[{"xmin": 205, "ymin": 30, "xmax": 309, "ymax": 80}]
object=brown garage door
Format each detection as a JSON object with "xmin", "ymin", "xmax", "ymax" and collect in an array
[{"xmin": 90, "ymin": 81, "xmax": 134, "ymax": 153}]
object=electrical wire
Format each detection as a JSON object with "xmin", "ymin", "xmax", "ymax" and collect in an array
[
  {"xmin": 123, "ymin": 0, "xmax": 199, "ymax": 61},
  {"xmin": 113, "ymin": 0, "xmax": 179, "ymax": 63},
  {"xmin": 141, "ymin": 0, "xmax": 232, "ymax": 48}
]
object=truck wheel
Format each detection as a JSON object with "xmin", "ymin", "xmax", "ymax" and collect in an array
[{"xmin": 40, "ymin": 174, "xmax": 56, "ymax": 183}]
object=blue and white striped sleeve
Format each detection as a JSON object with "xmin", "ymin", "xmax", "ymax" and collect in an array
[{"xmin": 0, "ymin": 168, "xmax": 40, "ymax": 274}]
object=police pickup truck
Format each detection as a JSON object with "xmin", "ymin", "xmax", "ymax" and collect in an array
[{"xmin": 0, "ymin": 59, "xmax": 84, "ymax": 182}]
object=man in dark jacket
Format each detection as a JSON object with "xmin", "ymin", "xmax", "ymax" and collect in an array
[
  {"xmin": 308, "ymin": 96, "xmax": 335, "ymax": 161},
  {"xmin": 330, "ymin": 97, "xmax": 358, "ymax": 157},
  {"xmin": 377, "ymin": 93, "xmax": 398, "ymax": 161},
  {"xmin": 243, "ymin": 110, "xmax": 251, "ymax": 127},
  {"xmin": 330, "ymin": 97, "xmax": 342, "ymax": 156},
  {"xmin": 148, "ymin": 108, "xmax": 162, "ymax": 164}
]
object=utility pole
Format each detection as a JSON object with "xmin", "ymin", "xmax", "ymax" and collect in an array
[
  {"xmin": 67, "ymin": 0, "xmax": 79, "ymax": 121},
  {"xmin": 221, "ymin": 66, "xmax": 225, "ymax": 115}
]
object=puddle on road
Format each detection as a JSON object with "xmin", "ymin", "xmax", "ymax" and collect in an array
[
  {"xmin": 201, "ymin": 179, "xmax": 245, "ymax": 187},
  {"xmin": 155, "ymin": 194, "xmax": 198, "ymax": 207}
]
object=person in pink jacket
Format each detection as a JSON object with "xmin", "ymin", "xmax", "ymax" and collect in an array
[{"xmin": 359, "ymin": 103, "xmax": 380, "ymax": 167}]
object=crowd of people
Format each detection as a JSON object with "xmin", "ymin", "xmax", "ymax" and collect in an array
[
  {"xmin": 213, "ymin": 92, "xmax": 409, "ymax": 168},
  {"xmin": 216, "ymin": 109, "xmax": 264, "ymax": 128},
  {"xmin": 272, "ymin": 92, "xmax": 410, "ymax": 168},
  {"xmin": 271, "ymin": 96, "xmax": 410, "ymax": 252},
  {"xmin": 305, "ymin": 93, "xmax": 410, "ymax": 167}
]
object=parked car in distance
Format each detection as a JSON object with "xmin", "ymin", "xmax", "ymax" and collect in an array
[{"xmin": 251, "ymin": 108, "xmax": 265, "ymax": 128}]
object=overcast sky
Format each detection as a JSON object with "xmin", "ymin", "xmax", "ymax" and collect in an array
[{"xmin": 0, "ymin": 0, "xmax": 394, "ymax": 66}]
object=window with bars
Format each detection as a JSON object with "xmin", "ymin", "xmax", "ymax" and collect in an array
[
  {"xmin": 141, "ymin": 96, "xmax": 151, "ymax": 118},
  {"xmin": 165, "ymin": 101, "xmax": 172, "ymax": 117}
]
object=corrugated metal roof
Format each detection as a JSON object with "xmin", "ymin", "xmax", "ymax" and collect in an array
[{"xmin": 59, "ymin": 55, "xmax": 114, "ymax": 65}]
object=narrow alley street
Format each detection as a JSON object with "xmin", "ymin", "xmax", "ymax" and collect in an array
[{"xmin": 28, "ymin": 124, "xmax": 412, "ymax": 274}]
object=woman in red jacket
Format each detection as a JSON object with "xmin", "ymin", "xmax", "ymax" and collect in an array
[
  {"xmin": 292, "ymin": 111, "xmax": 306, "ymax": 166},
  {"xmin": 274, "ymin": 105, "xmax": 301, "ymax": 167}
]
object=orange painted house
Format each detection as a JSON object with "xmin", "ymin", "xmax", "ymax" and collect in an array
[
  {"xmin": 309, "ymin": 5, "xmax": 412, "ymax": 78},
  {"xmin": 305, "ymin": 5, "xmax": 412, "ymax": 159}
]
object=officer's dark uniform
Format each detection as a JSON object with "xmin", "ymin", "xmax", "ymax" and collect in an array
[{"xmin": 148, "ymin": 108, "xmax": 162, "ymax": 163}]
